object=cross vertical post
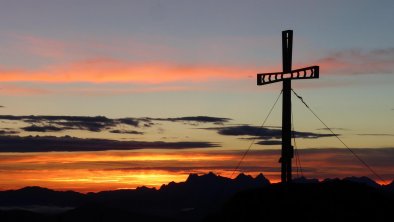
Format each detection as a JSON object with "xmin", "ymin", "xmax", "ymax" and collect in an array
[
  {"xmin": 257, "ymin": 30, "xmax": 319, "ymax": 184},
  {"xmin": 281, "ymin": 30, "xmax": 293, "ymax": 183}
]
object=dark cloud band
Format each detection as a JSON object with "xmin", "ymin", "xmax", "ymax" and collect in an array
[
  {"xmin": 0, "ymin": 115, "xmax": 152, "ymax": 132},
  {"xmin": 150, "ymin": 116, "xmax": 231, "ymax": 124},
  {"xmin": 0, "ymin": 115, "xmax": 230, "ymax": 133},
  {"xmin": 203, "ymin": 125, "xmax": 335, "ymax": 144},
  {"xmin": 0, "ymin": 135, "xmax": 219, "ymax": 152},
  {"xmin": 109, "ymin": 129, "xmax": 144, "ymax": 135}
]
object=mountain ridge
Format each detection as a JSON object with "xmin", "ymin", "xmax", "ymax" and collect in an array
[{"xmin": 0, "ymin": 173, "xmax": 393, "ymax": 222}]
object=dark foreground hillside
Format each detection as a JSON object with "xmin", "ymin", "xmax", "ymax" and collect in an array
[
  {"xmin": 0, "ymin": 174, "xmax": 393, "ymax": 222},
  {"xmin": 205, "ymin": 180, "xmax": 394, "ymax": 222}
]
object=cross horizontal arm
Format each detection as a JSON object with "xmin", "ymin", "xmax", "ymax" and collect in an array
[{"xmin": 257, "ymin": 66, "xmax": 319, "ymax": 85}]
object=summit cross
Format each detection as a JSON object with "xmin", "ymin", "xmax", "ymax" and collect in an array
[{"xmin": 257, "ymin": 30, "xmax": 319, "ymax": 183}]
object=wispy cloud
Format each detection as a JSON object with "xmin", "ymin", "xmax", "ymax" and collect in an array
[
  {"xmin": 0, "ymin": 85, "xmax": 51, "ymax": 95},
  {"xmin": 13, "ymin": 34, "xmax": 67, "ymax": 59},
  {"xmin": 357, "ymin": 134, "xmax": 394, "ymax": 137},
  {"xmin": 316, "ymin": 127, "xmax": 349, "ymax": 131}
]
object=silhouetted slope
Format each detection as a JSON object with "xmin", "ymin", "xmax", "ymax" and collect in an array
[
  {"xmin": 343, "ymin": 176, "xmax": 381, "ymax": 188},
  {"xmin": 0, "ymin": 186, "xmax": 85, "ymax": 206},
  {"xmin": 292, "ymin": 176, "xmax": 319, "ymax": 184},
  {"xmin": 383, "ymin": 179, "xmax": 394, "ymax": 191},
  {"xmin": 205, "ymin": 180, "xmax": 394, "ymax": 222}
]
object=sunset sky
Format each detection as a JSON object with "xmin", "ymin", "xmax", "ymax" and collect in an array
[{"xmin": 0, "ymin": 0, "xmax": 393, "ymax": 192}]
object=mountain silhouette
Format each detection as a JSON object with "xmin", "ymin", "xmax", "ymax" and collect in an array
[{"xmin": 0, "ymin": 173, "xmax": 393, "ymax": 222}]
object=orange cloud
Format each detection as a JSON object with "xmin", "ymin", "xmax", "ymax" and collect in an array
[
  {"xmin": 4, "ymin": 49, "xmax": 392, "ymax": 86},
  {"xmin": 0, "ymin": 59, "xmax": 255, "ymax": 84}
]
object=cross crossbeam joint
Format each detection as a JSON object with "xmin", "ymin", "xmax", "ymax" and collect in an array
[{"xmin": 257, "ymin": 66, "xmax": 319, "ymax": 86}]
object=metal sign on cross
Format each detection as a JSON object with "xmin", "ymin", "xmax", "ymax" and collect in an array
[{"xmin": 257, "ymin": 30, "xmax": 319, "ymax": 183}]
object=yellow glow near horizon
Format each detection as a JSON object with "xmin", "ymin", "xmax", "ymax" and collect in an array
[{"xmin": 0, "ymin": 149, "xmax": 392, "ymax": 192}]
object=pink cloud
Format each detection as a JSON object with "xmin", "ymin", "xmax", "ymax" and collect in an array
[
  {"xmin": 0, "ymin": 85, "xmax": 51, "ymax": 95},
  {"xmin": 312, "ymin": 48, "xmax": 394, "ymax": 75},
  {"xmin": 13, "ymin": 34, "xmax": 67, "ymax": 59},
  {"xmin": 2, "ymin": 33, "xmax": 392, "ymax": 95}
]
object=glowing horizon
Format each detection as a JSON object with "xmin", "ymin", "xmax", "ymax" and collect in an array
[{"xmin": 0, "ymin": 148, "xmax": 392, "ymax": 193}]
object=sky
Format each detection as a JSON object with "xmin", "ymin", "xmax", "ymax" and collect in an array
[{"xmin": 0, "ymin": 0, "xmax": 393, "ymax": 192}]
